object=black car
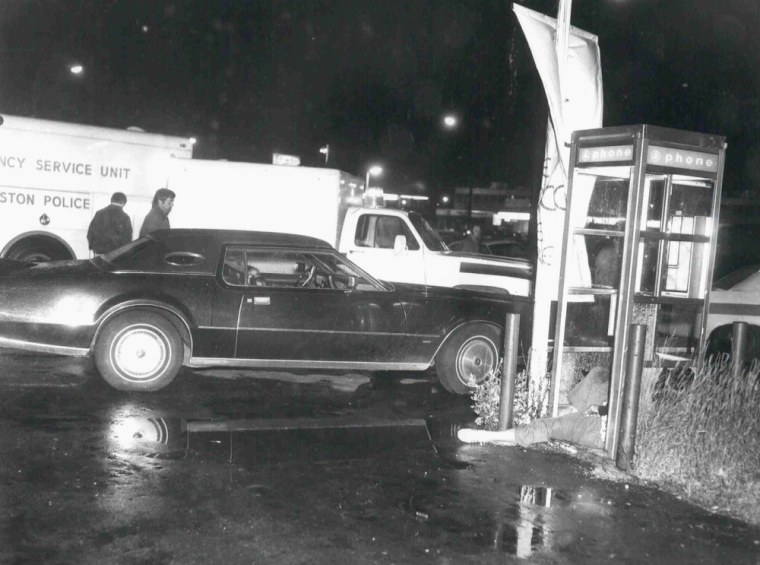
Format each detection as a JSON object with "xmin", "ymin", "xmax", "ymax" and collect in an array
[{"xmin": 0, "ymin": 229, "xmax": 529, "ymax": 394}]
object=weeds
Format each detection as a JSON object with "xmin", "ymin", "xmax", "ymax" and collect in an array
[
  {"xmin": 470, "ymin": 364, "xmax": 550, "ymax": 430},
  {"xmin": 635, "ymin": 357, "xmax": 760, "ymax": 524}
]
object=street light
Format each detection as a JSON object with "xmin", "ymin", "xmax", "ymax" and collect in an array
[
  {"xmin": 366, "ymin": 165, "xmax": 383, "ymax": 189},
  {"xmin": 32, "ymin": 59, "xmax": 89, "ymax": 117},
  {"xmin": 319, "ymin": 144, "xmax": 330, "ymax": 164},
  {"xmin": 442, "ymin": 114, "xmax": 458, "ymax": 129}
]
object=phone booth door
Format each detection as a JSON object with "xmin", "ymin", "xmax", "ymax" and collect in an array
[{"xmin": 551, "ymin": 125, "xmax": 726, "ymax": 459}]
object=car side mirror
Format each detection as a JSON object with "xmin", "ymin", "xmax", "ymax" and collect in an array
[
  {"xmin": 346, "ymin": 275, "xmax": 358, "ymax": 289},
  {"xmin": 393, "ymin": 235, "xmax": 407, "ymax": 254}
]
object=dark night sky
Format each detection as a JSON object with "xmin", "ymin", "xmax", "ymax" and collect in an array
[{"xmin": 1, "ymin": 0, "xmax": 758, "ymax": 198}]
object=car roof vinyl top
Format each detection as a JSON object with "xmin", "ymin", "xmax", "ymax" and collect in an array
[{"xmin": 152, "ymin": 229, "xmax": 333, "ymax": 249}]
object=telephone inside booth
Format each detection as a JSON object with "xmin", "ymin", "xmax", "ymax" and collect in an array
[{"xmin": 550, "ymin": 125, "xmax": 726, "ymax": 458}]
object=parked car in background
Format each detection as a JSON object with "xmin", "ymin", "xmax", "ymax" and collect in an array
[
  {"xmin": 434, "ymin": 229, "xmax": 462, "ymax": 246},
  {"xmin": 448, "ymin": 236, "xmax": 530, "ymax": 259},
  {"xmin": 0, "ymin": 229, "xmax": 529, "ymax": 394},
  {"xmin": 705, "ymin": 264, "xmax": 760, "ymax": 360}
]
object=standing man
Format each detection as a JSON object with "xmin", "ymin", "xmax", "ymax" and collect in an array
[
  {"xmin": 139, "ymin": 188, "xmax": 175, "ymax": 237},
  {"xmin": 460, "ymin": 225, "xmax": 483, "ymax": 253},
  {"xmin": 87, "ymin": 192, "xmax": 132, "ymax": 255}
]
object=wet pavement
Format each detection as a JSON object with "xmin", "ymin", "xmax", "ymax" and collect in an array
[{"xmin": 1, "ymin": 352, "xmax": 759, "ymax": 564}]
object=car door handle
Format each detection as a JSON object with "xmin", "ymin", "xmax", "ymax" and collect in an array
[{"xmin": 247, "ymin": 297, "xmax": 270, "ymax": 305}]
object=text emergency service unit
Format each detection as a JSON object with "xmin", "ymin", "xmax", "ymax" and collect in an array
[{"xmin": 0, "ymin": 155, "xmax": 132, "ymax": 179}]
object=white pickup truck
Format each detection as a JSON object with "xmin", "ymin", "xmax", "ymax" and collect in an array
[{"xmin": 168, "ymin": 159, "xmax": 533, "ymax": 297}]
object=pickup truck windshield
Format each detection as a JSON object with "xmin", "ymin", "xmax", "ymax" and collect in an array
[{"xmin": 409, "ymin": 212, "xmax": 448, "ymax": 252}]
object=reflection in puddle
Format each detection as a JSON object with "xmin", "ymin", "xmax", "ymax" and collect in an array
[
  {"xmin": 106, "ymin": 408, "xmax": 432, "ymax": 465},
  {"xmin": 477, "ymin": 487, "xmax": 562, "ymax": 558},
  {"xmin": 109, "ymin": 416, "xmax": 175, "ymax": 448},
  {"xmin": 504, "ymin": 486, "xmax": 557, "ymax": 558},
  {"xmin": 106, "ymin": 404, "xmax": 184, "ymax": 452},
  {"xmin": 518, "ymin": 485, "xmax": 556, "ymax": 508},
  {"xmin": 186, "ymin": 417, "xmax": 432, "ymax": 464},
  {"xmin": 491, "ymin": 486, "xmax": 609, "ymax": 558}
]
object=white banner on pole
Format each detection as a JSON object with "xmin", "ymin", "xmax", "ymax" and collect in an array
[{"xmin": 513, "ymin": 5, "xmax": 603, "ymax": 381}]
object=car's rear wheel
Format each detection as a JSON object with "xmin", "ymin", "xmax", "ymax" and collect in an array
[
  {"xmin": 94, "ymin": 311, "xmax": 183, "ymax": 392},
  {"xmin": 436, "ymin": 323, "xmax": 501, "ymax": 395},
  {"xmin": 705, "ymin": 324, "xmax": 760, "ymax": 364}
]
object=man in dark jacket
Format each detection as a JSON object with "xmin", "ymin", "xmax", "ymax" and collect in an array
[
  {"xmin": 139, "ymin": 188, "xmax": 175, "ymax": 237},
  {"xmin": 87, "ymin": 192, "xmax": 132, "ymax": 255}
]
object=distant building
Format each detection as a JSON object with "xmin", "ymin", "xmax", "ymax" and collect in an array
[{"xmin": 436, "ymin": 182, "xmax": 531, "ymax": 234}]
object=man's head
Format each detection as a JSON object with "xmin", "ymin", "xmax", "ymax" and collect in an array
[
  {"xmin": 472, "ymin": 225, "xmax": 482, "ymax": 241},
  {"xmin": 111, "ymin": 192, "xmax": 127, "ymax": 206},
  {"xmin": 152, "ymin": 188, "xmax": 176, "ymax": 215}
]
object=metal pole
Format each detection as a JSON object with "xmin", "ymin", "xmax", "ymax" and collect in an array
[
  {"xmin": 616, "ymin": 324, "xmax": 646, "ymax": 472},
  {"xmin": 556, "ymin": 0, "xmax": 573, "ymax": 65},
  {"xmin": 527, "ymin": 0, "xmax": 573, "ymax": 385},
  {"xmin": 731, "ymin": 321, "xmax": 748, "ymax": 379},
  {"xmin": 498, "ymin": 313, "xmax": 520, "ymax": 431}
]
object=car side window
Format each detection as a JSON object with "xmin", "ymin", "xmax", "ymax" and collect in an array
[
  {"xmin": 222, "ymin": 248, "xmax": 248, "ymax": 286},
  {"xmin": 354, "ymin": 215, "xmax": 420, "ymax": 250},
  {"xmin": 222, "ymin": 246, "xmax": 384, "ymax": 291},
  {"xmin": 245, "ymin": 250, "xmax": 305, "ymax": 288}
]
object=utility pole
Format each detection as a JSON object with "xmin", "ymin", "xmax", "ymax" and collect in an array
[
  {"xmin": 526, "ymin": 0, "xmax": 574, "ymax": 385},
  {"xmin": 556, "ymin": 0, "xmax": 573, "ymax": 67}
]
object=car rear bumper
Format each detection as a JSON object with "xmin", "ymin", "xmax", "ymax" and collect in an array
[{"xmin": 0, "ymin": 336, "xmax": 89, "ymax": 357}]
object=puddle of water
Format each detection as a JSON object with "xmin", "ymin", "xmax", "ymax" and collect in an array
[
  {"xmin": 109, "ymin": 416, "xmax": 184, "ymax": 449},
  {"xmin": 105, "ymin": 412, "xmax": 433, "ymax": 465},
  {"xmin": 187, "ymin": 419, "xmax": 432, "ymax": 465},
  {"xmin": 517, "ymin": 485, "xmax": 565, "ymax": 508},
  {"xmin": 407, "ymin": 483, "xmax": 571, "ymax": 558}
]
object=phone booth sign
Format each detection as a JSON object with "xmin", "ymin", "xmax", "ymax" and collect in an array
[{"xmin": 551, "ymin": 125, "xmax": 726, "ymax": 459}]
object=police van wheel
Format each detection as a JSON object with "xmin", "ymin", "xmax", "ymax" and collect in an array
[
  {"xmin": 436, "ymin": 323, "xmax": 500, "ymax": 395},
  {"xmin": 5, "ymin": 237, "xmax": 72, "ymax": 262},
  {"xmin": 94, "ymin": 312, "xmax": 183, "ymax": 392}
]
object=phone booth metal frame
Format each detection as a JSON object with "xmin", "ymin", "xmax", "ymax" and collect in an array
[{"xmin": 550, "ymin": 125, "xmax": 727, "ymax": 459}]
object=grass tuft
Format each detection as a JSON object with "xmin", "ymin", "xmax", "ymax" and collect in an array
[
  {"xmin": 634, "ymin": 357, "xmax": 760, "ymax": 525},
  {"xmin": 470, "ymin": 364, "xmax": 550, "ymax": 430}
]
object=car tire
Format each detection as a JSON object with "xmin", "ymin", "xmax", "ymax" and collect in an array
[
  {"xmin": 705, "ymin": 324, "xmax": 760, "ymax": 364},
  {"xmin": 436, "ymin": 323, "xmax": 501, "ymax": 395},
  {"xmin": 94, "ymin": 311, "xmax": 183, "ymax": 392},
  {"xmin": 5, "ymin": 237, "xmax": 73, "ymax": 262}
]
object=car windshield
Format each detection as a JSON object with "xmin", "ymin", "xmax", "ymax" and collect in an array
[
  {"xmin": 408, "ymin": 212, "xmax": 448, "ymax": 252},
  {"xmin": 311, "ymin": 249, "xmax": 392, "ymax": 291}
]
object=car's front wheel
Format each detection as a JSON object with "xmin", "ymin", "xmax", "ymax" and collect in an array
[
  {"xmin": 94, "ymin": 311, "xmax": 183, "ymax": 392},
  {"xmin": 436, "ymin": 323, "xmax": 501, "ymax": 394}
]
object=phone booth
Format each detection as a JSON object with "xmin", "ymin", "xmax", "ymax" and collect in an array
[{"xmin": 551, "ymin": 125, "xmax": 727, "ymax": 458}]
